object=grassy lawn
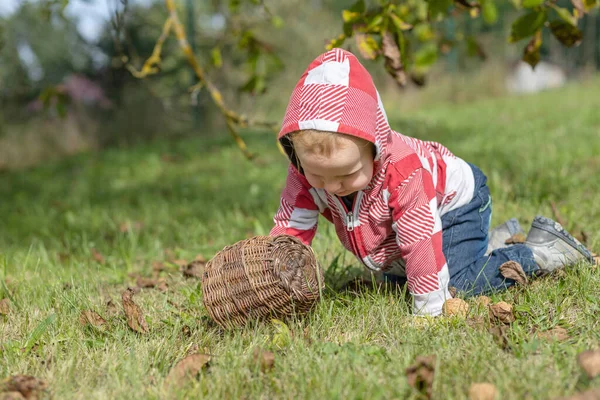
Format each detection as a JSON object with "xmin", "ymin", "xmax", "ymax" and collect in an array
[{"xmin": 1, "ymin": 77, "xmax": 600, "ymax": 399}]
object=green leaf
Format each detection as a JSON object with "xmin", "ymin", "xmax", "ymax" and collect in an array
[
  {"xmin": 355, "ymin": 33, "xmax": 380, "ymax": 60},
  {"xmin": 428, "ymin": 0, "xmax": 453, "ymax": 19},
  {"xmin": 366, "ymin": 14, "xmax": 385, "ymax": 31},
  {"xmin": 342, "ymin": 10, "xmax": 362, "ymax": 23},
  {"xmin": 211, "ymin": 47, "xmax": 222, "ymax": 69},
  {"xmin": 414, "ymin": 43, "xmax": 439, "ymax": 72},
  {"xmin": 414, "ymin": 23, "xmax": 435, "ymax": 42},
  {"xmin": 549, "ymin": 20, "xmax": 583, "ymax": 46},
  {"xmin": 522, "ymin": 0, "xmax": 544, "ymax": 8},
  {"xmin": 349, "ymin": 0, "xmax": 366, "ymax": 13},
  {"xmin": 509, "ymin": 10, "xmax": 547, "ymax": 42},
  {"xmin": 326, "ymin": 34, "xmax": 346, "ymax": 50},
  {"xmin": 390, "ymin": 13, "xmax": 413, "ymax": 31},
  {"xmin": 522, "ymin": 30, "xmax": 542, "ymax": 67},
  {"xmin": 23, "ymin": 314, "xmax": 56, "ymax": 353},
  {"xmin": 550, "ymin": 4, "xmax": 578, "ymax": 26},
  {"xmin": 270, "ymin": 319, "xmax": 292, "ymax": 349},
  {"xmin": 481, "ymin": 0, "xmax": 499, "ymax": 24},
  {"xmin": 466, "ymin": 36, "xmax": 487, "ymax": 60}
]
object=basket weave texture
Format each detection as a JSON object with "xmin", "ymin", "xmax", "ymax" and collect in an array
[{"xmin": 202, "ymin": 235, "xmax": 324, "ymax": 328}]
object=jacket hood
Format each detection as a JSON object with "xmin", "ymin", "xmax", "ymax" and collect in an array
[{"xmin": 278, "ymin": 48, "xmax": 393, "ymax": 168}]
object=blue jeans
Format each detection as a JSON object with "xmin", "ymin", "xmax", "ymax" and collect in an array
[
  {"xmin": 385, "ymin": 163, "xmax": 538, "ymax": 296},
  {"xmin": 441, "ymin": 163, "xmax": 538, "ymax": 296}
]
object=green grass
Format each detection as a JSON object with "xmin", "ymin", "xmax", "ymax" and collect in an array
[{"xmin": 1, "ymin": 77, "xmax": 600, "ymax": 399}]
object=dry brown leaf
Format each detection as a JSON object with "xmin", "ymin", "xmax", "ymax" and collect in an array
[
  {"xmin": 488, "ymin": 302, "xmax": 515, "ymax": 324},
  {"xmin": 91, "ymin": 248, "xmax": 105, "ymax": 264},
  {"xmin": 442, "ymin": 298, "xmax": 469, "ymax": 318},
  {"xmin": 381, "ymin": 32, "xmax": 407, "ymax": 87},
  {"xmin": 591, "ymin": 253, "xmax": 599, "ymax": 266},
  {"xmin": 121, "ymin": 288, "xmax": 149, "ymax": 334},
  {"xmin": 476, "ymin": 296, "xmax": 491, "ymax": 308},
  {"xmin": 253, "ymin": 348, "xmax": 275, "ymax": 373},
  {"xmin": 0, "ymin": 298, "xmax": 10, "ymax": 315},
  {"xmin": 1, "ymin": 391, "xmax": 26, "ymax": 400},
  {"xmin": 504, "ymin": 233, "xmax": 527, "ymax": 245},
  {"xmin": 488, "ymin": 325, "xmax": 511, "ymax": 351},
  {"xmin": 165, "ymin": 353, "xmax": 211, "ymax": 387},
  {"xmin": 499, "ymin": 261, "xmax": 528, "ymax": 285},
  {"xmin": 0, "ymin": 375, "xmax": 47, "ymax": 400},
  {"xmin": 556, "ymin": 388, "xmax": 600, "ymax": 400},
  {"xmin": 172, "ymin": 259, "xmax": 188, "ymax": 267},
  {"xmin": 469, "ymin": 382, "xmax": 498, "ymax": 400},
  {"xmin": 105, "ymin": 299, "xmax": 119, "ymax": 316},
  {"xmin": 466, "ymin": 316, "xmax": 486, "ymax": 329},
  {"xmin": 182, "ymin": 260, "xmax": 206, "ymax": 279},
  {"xmin": 79, "ymin": 310, "xmax": 107, "ymax": 329},
  {"xmin": 136, "ymin": 276, "xmax": 167, "ymax": 292},
  {"xmin": 448, "ymin": 286, "xmax": 458, "ymax": 298},
  {"xmin": 537, "ymin": 326, "xmax": 570, "ymax": 342},
  {"xmin": 571, "ymin": 0, "xmax": 585, "ymax": 17},
  {"xmin": 405, "ymin": 355, "xmax": 436, "ymax": 399},
  {"xmin": 577, "ymin": 349, "xmax": 600, "ymax": 379}
]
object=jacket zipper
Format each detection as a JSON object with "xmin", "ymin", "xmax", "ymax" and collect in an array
[{"xmin": 335, "ymin": 192, "xmax": 363, "ymax": 257}]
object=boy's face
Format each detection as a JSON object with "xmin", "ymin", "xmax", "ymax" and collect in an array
[{"xmin": 296, "ymin": 135, "xmax": 374, "ymax": 197}]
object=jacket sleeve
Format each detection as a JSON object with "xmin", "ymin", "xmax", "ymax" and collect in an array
[
  {"xmin": 270, "ymin": 165, "xmax": 320, "ymax": 245},
  {"xmin": 388, "ymin": 166, "xmax": 452, "ymax": 316}
]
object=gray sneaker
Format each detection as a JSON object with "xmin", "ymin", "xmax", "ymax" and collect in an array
[
  {"xmin": 486, "ymin": 218, "xmax": 526, "ymax": 255},
  {"xmin": 525, "ymin": 216, "xmax": 594, "ymax": 272}
]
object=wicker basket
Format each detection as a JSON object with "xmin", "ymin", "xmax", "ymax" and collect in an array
[{"xmin": 201, "ymin": 235, "xmax": 324, "ymax": 328}]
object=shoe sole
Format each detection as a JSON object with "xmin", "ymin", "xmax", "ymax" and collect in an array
[{"xmin": 531, "ymin": 216, "xmax": 594, "ymax": 264}]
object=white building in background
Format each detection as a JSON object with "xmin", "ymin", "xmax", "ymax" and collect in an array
[{"xmin": 506, "ymin": 61, "xmax": 567, "ymax": 94}]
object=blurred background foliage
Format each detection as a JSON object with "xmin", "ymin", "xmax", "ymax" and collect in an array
[{"xmin": 0, "ymin": 0, "xmax": 599, "ymax": 169}]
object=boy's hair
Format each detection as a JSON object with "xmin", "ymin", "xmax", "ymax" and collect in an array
[{"xmin": 289, "ymin": 129, "xmax": 372, "ymax": 158}]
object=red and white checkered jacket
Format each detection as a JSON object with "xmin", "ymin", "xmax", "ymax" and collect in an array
[{"xmin": 270, "ymin": 49, "xmax": 474, "ymax": 316}]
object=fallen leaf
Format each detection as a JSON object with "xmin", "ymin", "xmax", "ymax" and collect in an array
[
  {"xmin": 577, "ymin": 349, "xmax": 600, "ymax": 379},
  {"xmin": 466, "ymin": 316, "xmax": 486, "ymax": 329},
  {"xmin": 0, "ymin": 298, "xmax": 10, "ymax": 315},
  {"xmin": 499, "ymin": 261, "xmax": 528, "ymax": 286},
  {"xmin": 91, "ymin": 248, "xmax": 105, "ymax": 264},
  {"xmin": 78, "ymin": 310, "xmax": 107, "ymax": 329},
  {"xmin": 442, "ymin": 298, "xmax": 469, "ymax": 318},
  {"xmin": 165, "ymin": 353, "xmax": 211, "ymax": 387},
  {"xmin": 536, "ymin": 326, "xmax": 570, "ymax": 342},
  {"xmin": 105, "ymin": 299, "xmax": 119, "ymax": 316},
  {"xmin": 448, "ymin": 286, "xmax": 458, "ymax": 298},
  {"xmin": 152, "ymin": 261, "xmax": 165, "ymax": 275},
  {"xmin": 253, "ymin": 348, "xmax": 275, "ymax": 373},
  {"xmin": 469, "ymin": 382, "xmax": 498, "ymax": 400},
  {"xmin": 182, "ymin": 260, "xmax": 205, "ymax": 279},
  {"xmin": 555, "ymin": 388, "xmax": 600, "ymax": 400},
  {"xmin": 488, "ymin": 302, "xmax": 515, "ymax": 324},
  {"xmin": 136, "ymin": 276, "xmax": 167, "ymax": 291},
  {"xmin": 121, "ymin": 288, "xmax": 149, "ymax": 334},
  {"xmin": 591, "ymin": 253, "xmax": 599, "ymax": 266},
  {"xmin": 488, "ymin": 325, "xmax": 511, "ymax": 351},
  {"xmin": 504, "ymin": 233, "xmax": 527, "ymax": 245},
  {"xmin": 172, "ymin": 259, "xmax": 188, "ymax": 267},
  {"xmin": 405, "ymin": 355, "xmax": 436, "ymax": 399},
  {"xmin": 181, "ymin": 325, "xmax": 191, "ymax": 338},
  {"xmin": 0, "ymin": 375, "xmax": 47, "ymax": 399},
  {"xmin": 476, "ymin": 296, "xmax": 491, "ymax": 308}
]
